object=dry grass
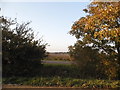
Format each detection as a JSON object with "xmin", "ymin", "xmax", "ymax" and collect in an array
[{"xmin": 45, "ymin": 53, "xmax": 71, "ymax": 61}]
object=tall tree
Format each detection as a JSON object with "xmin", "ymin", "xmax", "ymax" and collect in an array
[{"xmin": 69, "ymin": 1, "xmax": 120, "ymax": 79}]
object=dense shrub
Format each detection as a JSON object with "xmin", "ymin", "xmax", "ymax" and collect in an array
[
  {"xmin": 1, "ymin": 17, "xmax": 47, "ymax": 77},
  {"xmin": 68, "ymin": 40, "xmax": 118, "ymax": 79}
]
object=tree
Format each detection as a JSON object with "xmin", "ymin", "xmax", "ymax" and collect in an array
[
  {"xmin": 1, "ymin": 16, "xmax": 47, "ymax": 76},
  {"xmin": 69, "ymin": 1, "xmax": 120, "ymax": 79}
]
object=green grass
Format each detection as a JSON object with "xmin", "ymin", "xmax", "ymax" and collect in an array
[
  {"xmin": 3, "ymin": 64, "xmax": 120, "ymax": 88},
  {"xmin": 40, "ymin": 64, "xmax": 82, "ymax": 78},
  {"xmin": 3, "ymin": 77, "xmax": 120, "ymax": 88}
]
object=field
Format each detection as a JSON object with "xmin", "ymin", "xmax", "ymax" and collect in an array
[{"xmin": 44, "ymin": 52, "xmax": 71, "ymax": 61}]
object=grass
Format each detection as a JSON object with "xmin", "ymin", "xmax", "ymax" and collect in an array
[
  {"xmin": 40, "ymin": 64, "xmax": 102, "ymax": 79},
  {"xmin": 3, "ymin": 77, "xmax": 120, "ymax": 88},
  {"xmin": 44, "ymin": 53, "xmax": 71, "ymax": 61},
  {"xmin": 3, "ymin": 64, "xmax": 120, "ymax": 88},
  {"xmin": 40, "ymin": 64, "xmax": 82, "ymax": 78}
]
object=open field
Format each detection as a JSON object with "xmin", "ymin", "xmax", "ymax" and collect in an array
[
  {"xmin": 44, "ymin": 52, "xmax": 71, "ymax": 61},
  {"xmin": 41, "ymin": 60, "xmax": 73, "ymax": 64}
]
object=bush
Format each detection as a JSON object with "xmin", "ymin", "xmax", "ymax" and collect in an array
[
  {"xmin": 1, "ymin": 17, "xmax": 47, "ymax": 77},
  {"xmin": 3, "ymin": 77, "xmax": 120, "ymax": 88},
  {"xmin": 68, "ymin": 40, "xmax": 118, "ymax": 79},
  {"xmin": 69, "ymin": 41, "xmax": 101, "ymax": 78}
]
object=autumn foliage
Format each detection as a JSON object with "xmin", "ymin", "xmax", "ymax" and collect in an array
[{"xmin": 69, "ymin": 1, "xmax": 120, "ymax": 79}]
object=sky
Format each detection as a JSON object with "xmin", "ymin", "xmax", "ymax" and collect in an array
[{"xmin": 0, "ymin": 2, "xmax": 90, "ymax": 52}]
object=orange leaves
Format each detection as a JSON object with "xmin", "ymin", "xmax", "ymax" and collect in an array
[
  {"xmin": 72, "ymin": 25, "xmax": 77, "ymax": 30},
  {"xmin": 93, "ymin": 28, "xmax": 120, "ymax": 42},
  {"xmin": 70, "ymin": 2, "xmax": 120, "ymax": 43}
]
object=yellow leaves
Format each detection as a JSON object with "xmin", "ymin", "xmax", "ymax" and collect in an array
[
  {"xmin": 108, "ymin": 28, "xmax": 120, "ymax": 42},
  {"xmin": 94, "ymin": 30, "xmax": 106, "ymax": 40},
  {"xmin": 70, "ymin": 2, "xmax": 120, "ymax": 43},
  {"xmin": 93, "ymin": 28, "xmax": 120, "ymax": 42},
  {"xmin": 101, "ymin": 25, "xmax": 109, "ymax": 29},
  {"xmin": 109, "ymin": 8, "xmax": 112, "ymax": 11},
  {"xmin": 102, "ymin": 60, "xmax": 110, "ymax": 66},
  {"xmin": 94, "ymin": 32, "xmax": 98, "ymax": 38},
  {"xmin": 72, "ymin": 25, "xmax": 77, "ymax": 30}
]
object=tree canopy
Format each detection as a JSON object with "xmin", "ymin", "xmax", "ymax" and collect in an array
[{"xmin": 69, "ymin": 1, "xmax": 120, "ymax": 79}]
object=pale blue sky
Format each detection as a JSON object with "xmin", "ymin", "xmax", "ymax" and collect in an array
[{"xmin": 0, "ymin": 2, "xmax": 90, "ymax": 52}]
